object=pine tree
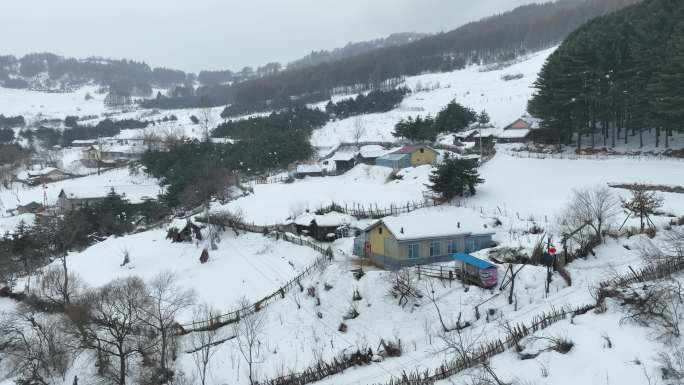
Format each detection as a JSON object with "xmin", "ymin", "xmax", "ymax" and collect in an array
[{"xmin": 427, "ymin": 157, "xmax": 484, "ymax": 201}]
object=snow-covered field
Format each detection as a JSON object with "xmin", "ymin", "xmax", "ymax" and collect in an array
[
  {"xmin": 47, "ymin": 229, "xmax": 321, "ymax": 322},
  {"xmin": 469, "ymin": 152, "xmax": 684, "ymax": 221},
  {"xmin": 227, "ymin": 164, "xmax": 434, "ymax": 225}
]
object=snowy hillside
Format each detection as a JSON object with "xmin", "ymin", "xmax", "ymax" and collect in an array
[
  {"xmin": 1, "ymin": 44, "xmax": 684, "ymax": 385},
  {"xmin": 310, "ymin": 47, "xmax": 555, "ymax": 149}
]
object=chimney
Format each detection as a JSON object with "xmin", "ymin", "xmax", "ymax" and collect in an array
[
  {"xmin": 457, "ymin": 222, "xmax": 460, "ymax": 228},
  {"xmin": 400, "ymin": 227, "xmax": 404, "ymax": 234}
]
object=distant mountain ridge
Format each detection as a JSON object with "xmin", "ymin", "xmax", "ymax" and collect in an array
[
  {"xmin": 0, "ymin": 32, "xmax": 428, "ymax": 95},
  {"xmin": 286, "ymin": 32, "xmax": 430, "ymax": 71}
]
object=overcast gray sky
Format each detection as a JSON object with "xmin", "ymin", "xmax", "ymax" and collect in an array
[{"xmin": 1, "ymin": 0, "xmax": 538, "ymax": 73}]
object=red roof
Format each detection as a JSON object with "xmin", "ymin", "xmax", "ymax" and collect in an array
[
  {"xmin": 392, "ymin": 145, "xmax": 432, "ymax": 155},
  {"xmin": 508, "ymin": 119, "xmax": 531, "ymax": 130}
]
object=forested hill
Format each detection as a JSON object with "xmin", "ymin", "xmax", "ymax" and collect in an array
[
  {"xmin": 285, "ymin": 33, "xmax": 429, "ymax": 71},
  {"xmin": 528, "ymin": 0, "xmax": 684, "ymax": 148},
  {"xmin": 144, "ymin": 0, "xmax": 640, "ymax": 112}
]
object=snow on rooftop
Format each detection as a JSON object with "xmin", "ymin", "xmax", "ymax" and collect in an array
[
  {"xmin": 498, "ymin": 128, "xmax": 531, "ymax": 139},
  {"xmin": 359, "ymin": 145, "xmax": 394, "ymax": 158},
  {"xmin": 296, "ymin": 164, "xmax": 323, "ymax": 173},
  {"xmin": 330, "ymin": 151, "xmax": 356, "ymax": 162},
  {"xmin": 293, "ymin": 211, "xmax": 354, "ymax": 227},
  {"xmin": 370, "ymin": 206, "xmax": 494, "ymax": 241}
]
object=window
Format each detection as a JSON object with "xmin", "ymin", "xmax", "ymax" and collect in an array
[
  {"xmin": 378, "ymin": 227, "xmax": 382, "ymax": 234},
  {"xmin": 408, "ymin": 243, "xmax": 420, "ymax": 259},
  {"xmin": 420, "ymin": 148, "xmax": 425, "ymax": 153},
  {"xmin": 465, "ymin": 238, "xmax": 477, "ymax": 253},
  {"xmin": 429, "ymin": 240, "xmax": 441, "ymax": 257},
  {"xmin": 447, "ymin": 239, "xmax": 459, "ymax": 254}
]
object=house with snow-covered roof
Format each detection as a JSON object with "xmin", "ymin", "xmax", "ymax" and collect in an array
[
  {"xmin": 293, "ymin": 211, "xmax": 355, "ymax": 241},
  {"xmin": 57, "ymin": 188, "xmax": 110, "ymax": 212},
  {"xmin": 353, "ymin": 207, "xmax": 495, "ymax": 269},
  {"xmin": 376, "ymin": 145, "xmax": 438, "ymax": 170}
]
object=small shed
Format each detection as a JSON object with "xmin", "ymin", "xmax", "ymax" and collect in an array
[
  {"xmin": 453, "ymin": 252, "xmax": 498, "ymax": 288},
  {"xmin": 295, "ymin": 164, "xmax": 324, "ymax": 179},
  {"xmin": 294, "ymin": 212, "xmax": 354, "ymax": 242},
  {"xmin": 331, "ymin": 152, "xmax": 357, "ymax": 174}
]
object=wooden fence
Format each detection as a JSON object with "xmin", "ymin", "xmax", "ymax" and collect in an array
[
  {"xmin": 599, "ymin": 257, "xmax": 684, "ymax": 290},
  {"xmin": 315, "ymin": 200, "xmax": 441, "ymax": 220},
  {"xmin": 177, "ymin": 228, "xmax": 333, "ymax": 333},
  {"xmin": 256, "ymin": 304, "xmax": 594, "ymax": 385},
  {"xmin": 502, "ymin": 149, "xmax": 684, "ymax": 162},
  {"xmin": 265, "ymin": 256, "xmax": 684, "ymax": 385},
  {"xmin": 377, "ymin": 304, "xmax": 595, "ymax": 385},
  {"xmin": 178, "ymin": 252, "xmax": 330, "ymax": 333}
]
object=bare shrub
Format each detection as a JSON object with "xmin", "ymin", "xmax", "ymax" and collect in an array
[
  {"xmin": 352, "ymin": 289, "xmax": 362, "ymax": 301},
  {"xmin": 388, "ymin": 269, "xmax": 422, "ymax": 307},
  {"xmin": 619, "ymin": 281, "xmax": 683, "ymax": 339},
  {"xmin": 658, "ymin": 345, "xmax": 684, "ymax": 382},
  {"xmin": 379, "ymin": 338, "xmax": 402, "ymax": 357},
  {"xmin": 343, "ymin": 303, "xmax": 360, "ymax": 320}
]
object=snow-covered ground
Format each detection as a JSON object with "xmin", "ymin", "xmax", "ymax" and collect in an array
[
  {"xmin": 468, "ymin": 151, "xmax": 684, "ymax": 221},
  {"xmin": 40, "ymin": 229, "xmax": 321, "ymax": 322},
  {"xmin": 0, "ymin": 167, "xmax": 162, "ymax": 213},
  {"xmin": 227, "ymin": 164, "xmax": 434, "ymax": 225},
  {"xmin": 310, "ymin": 47, "xmax": 556, "ymax": 148},
  {"xmin": 0, "ymin": 85, "xmax": 107, "ymax": 119}
]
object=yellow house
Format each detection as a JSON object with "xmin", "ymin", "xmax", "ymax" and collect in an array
[
  {"xmin": 375, "ymin": 145, "xmax": 438, "ymax": 169},
  {"xmin": 354, "ymin": 207, "xmax": 495, "ymax": 269}
]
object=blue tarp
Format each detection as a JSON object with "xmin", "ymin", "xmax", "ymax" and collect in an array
[{"xmin": 453, "ymin": 252, "xmax": 495, "ymax": 270}]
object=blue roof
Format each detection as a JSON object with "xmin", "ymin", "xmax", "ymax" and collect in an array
[{"xmin": 453, "ymin": 252, "xmax": 495, "ymax": 269}]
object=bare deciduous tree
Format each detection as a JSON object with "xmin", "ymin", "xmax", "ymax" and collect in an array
[
  {"xmin": 189, "ymin": 304, "xmax": 222, "ymax": 385},
  {"xmin": 352, "ymin": 116, "xmax": 366, "ymax": 145},
  {"xmin": 77, "ymin": 277, "xmax": 151, "ymax": 385},
  {"xmin": 570, "ymin": 186, "xmax": 619, "ymax": 240},
  {"xmin": 141, "ymin": 271, "xmax": 196, "ymax": 381},
  {"xmin": 37, "ymin": 265, "xmax": 86, "ymax": 307},
  {"xmin": 0, "ymin": 307, "xmax": 75, "ymax": 385},
  {"xmin": 234, "ymin": 297, "xmax": 266, "ymax": 385},
  {"xmin": 559, "ymin": 186, "xmax": 619, "ymax": 252},
  {"xmin": 198, "ymin": 102, "xmax": 215, "ymax": 142}
]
